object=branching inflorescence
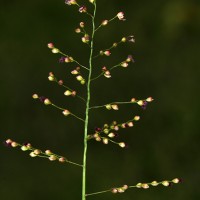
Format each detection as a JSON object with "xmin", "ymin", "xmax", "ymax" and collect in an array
[{"xmin": 5, "ymin": 0, "xmax": 180, "ymax": 200}]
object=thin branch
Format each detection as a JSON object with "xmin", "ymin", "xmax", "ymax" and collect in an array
[
  {"xmin": 51, "ymin": 103, "xmax": 85, "ymax": 122},
  {"xmin": 86, "ymin": 178, "xmax": 181, "ymax": 197},
  {"xmin": 37, "ymin": 154, "xmax": 83, "ymax": 167},
  {"xmin": 85, "ymin": 189, "xmax": 111, "ymax": 196},
  {"xmin": 66, "ymin": 160, "xmax": 83, "ymax": 167},
  {"xmin": 85, "ymin": 12, "xmax": 93, "ymax": 18},
  {"xmin": 7, "ymin": 141, "xmax": 83, "ymax": 167},
  {"xmin": 93, "ymin": 40, "xmax": 123, "ymax": 59},
  {"xmin": 101, "ymin": 137, "xmax": 119, "ymax": 145},
  {"xmin": 110, "ymin": 63, "xmax": 122, "ymax": 70},
  {"xmin": 90, "ymin": 62, "xmax": 121, "ymax": 81},
  {"xmin": 89, "ymin": 97, "xmax": 153, "ymax": 110},
  {"xmin": 70, "ymin": 113, "xmax": 85, "ymax": 123},
  {"xmin": 89, "ymin": 101, "xmax": 134, "ymax": 109},
  {"xmin": 59, "ymin": 50, "xmax": 89, "ymax": 71},
  {"xmin": 90, "ymin": 72, "xmax": 104, "ymax": 81},
  {"xmin": 54, "ymin": 80, "xmax": 86, "ymax": 103},
  {"xmin": 95, "ymin": 16, "xmax": 117, "ymax": 32}
]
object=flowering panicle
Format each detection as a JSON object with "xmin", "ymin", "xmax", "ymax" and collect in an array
[{"xmin": 5, "ymin": 1, "xmax": 180, "ymax": 199}]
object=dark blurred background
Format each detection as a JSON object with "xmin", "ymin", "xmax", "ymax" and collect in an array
[{"xmin": 1, "ymin": 0, "xmax": 199, "ymax": 199}]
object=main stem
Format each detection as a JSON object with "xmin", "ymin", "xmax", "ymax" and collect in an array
[{"xmin": 82, "ymin": 3, "xmax": 96, "ymax": 200}]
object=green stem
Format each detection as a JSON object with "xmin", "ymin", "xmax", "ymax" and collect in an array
[{"xmin": 82, "ymin": 3, "xmax": 97, "ymax": 200}]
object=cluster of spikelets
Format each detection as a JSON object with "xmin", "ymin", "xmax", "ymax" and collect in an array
[
  {"xmin": 32, "ymin": 89, "xmax": 153, "ymax": 118},
  {"xmin": 4, "ymin": 139, "xmax": 82, "ymax": 167},
  {"xmin": 5, "ymin": 139, "xmax": 67, "ymax": 162},
  {"xmin": 87, "ymin": 115, "xmax": 141, "ymax": 148},
  {"xmin": 4, "ymin": 139, "xmax": 181, "ymax": 195},
  {"xmin": 47, "ymin": 0, "xmax": 135, "ymax": 83},
  {"xmin": 32, "ymin": 67, "xmax": 153, "ymax": 148},
  {"xmin": 85, "ymin": 178, "xmax": 181, "ymax": 196},
  {"xmin": 31, "ymin": 92, "xmax": 153, "ymax": 148},
  {"xmin": 110, "ymin": 178, "xmax": 181, "ymax": 194},
  {"xmin": 47, "ymin": 38, "xmax": 135, "ymax": 81}
]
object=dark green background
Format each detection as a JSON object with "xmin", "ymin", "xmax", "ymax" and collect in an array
[{"xmin": 1, "ymin": 0, "xmax": 199, "ymax": 199}]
